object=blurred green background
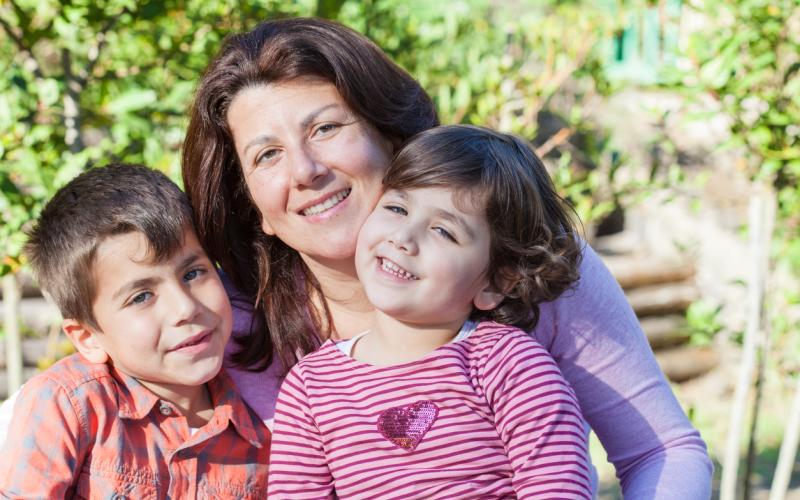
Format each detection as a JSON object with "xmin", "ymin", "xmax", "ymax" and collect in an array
[{"xmin": 1, "ymin": 0, "xmax": 799, "ymax": 498}]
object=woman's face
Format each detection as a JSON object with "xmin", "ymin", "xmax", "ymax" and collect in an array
[{"xmin": 227, "ymin": 79, "xmax": 394, "ymax": 267}]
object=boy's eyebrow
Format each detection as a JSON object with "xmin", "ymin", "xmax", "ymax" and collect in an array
[
  {"xmin": 112, "ymin": 277, "xmax": 160, "ymax": 302},
  {"xmin": 111, "ymin": 252, "xmax": 205, "ymax": 301}
]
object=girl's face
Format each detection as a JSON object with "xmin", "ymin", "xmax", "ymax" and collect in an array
[
  {"xmin": 227, "ymin": 78, "xmax": 394, "ymax": 267},
  {"xmin": 355, "ymin": 186, "xmax": 503, "ymax": 330}
]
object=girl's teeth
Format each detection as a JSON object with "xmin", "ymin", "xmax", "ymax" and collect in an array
[
  {"xmin": 381, "ymin": 258, "xmax": 418, "ymax": 280},
  {"xmin": 302, "ymin": 189, "xmax": 351, "ymax": 216}
]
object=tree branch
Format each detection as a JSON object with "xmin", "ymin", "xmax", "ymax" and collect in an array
[{"xmin": 0, "ymin": 7, "xmax": 45, "ymax": 80}]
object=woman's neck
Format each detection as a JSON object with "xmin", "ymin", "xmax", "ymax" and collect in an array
[{"xmin": 302, "ymin": 255, "xmax": 375, "ymax": 341}]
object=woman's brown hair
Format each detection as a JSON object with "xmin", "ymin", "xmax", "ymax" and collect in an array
[
  {"xmin": 181, "ymin": 18, "xmax": 438, "ymax": 373},
  {"xmin": 383, "ymin": 125, "xmax": 583, "ymax": 331}
]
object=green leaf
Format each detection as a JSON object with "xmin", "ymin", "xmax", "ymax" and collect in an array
[{"xmin": 106, "ymin": 89, "xmax": 158, "ymax": 114}]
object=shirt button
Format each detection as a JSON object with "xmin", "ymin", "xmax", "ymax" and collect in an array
[{"xmin": 159, "ymin": 401, "xmax": 172, "ymax": 416}]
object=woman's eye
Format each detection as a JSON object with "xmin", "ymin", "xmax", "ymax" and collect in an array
[
  {"xmin": 184, "ymin": 268, "xmax": 206, "ymax": 282},
  {"xmin": 314, "ymin": 123, "xmax": 340, "ymax": 136},
  {"xmin": 433, "ymin": 227, "xmax": 457, "ymax": 243},
  {"xmin": 255, "ymin": 148, "xmax": 279, "ymax": 164},
  {"xmin": 129, "ymin": 291, "xmax": 153, "ymax": 306},
  {"xmin": 384, "ymin": 205, "xmax": 407, "ymax": 216}
]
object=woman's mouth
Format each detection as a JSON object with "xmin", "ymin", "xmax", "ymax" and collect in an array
[
  {"xmin": 380, "ymin": 258, "xmax": 418, "ymax": 280},
  {"xmin": 301, "ymin": 188, "xmax": 351, "ymax": 216}
]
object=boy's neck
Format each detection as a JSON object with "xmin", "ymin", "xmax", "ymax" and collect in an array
[
  {"xmin": 138, "ymin": 378, "xmax": 214, "ymax": 428},
  {"xmin": 351, "ymin": 311, "xmax": 469, "ymax": 366}
]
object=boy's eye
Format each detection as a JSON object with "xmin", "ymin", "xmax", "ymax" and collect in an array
[
  {"xmin": 183, "ymin": 267, "xmax": 206, "ymax": 282},
  {"xmin": 384, "ymin": 204, "xmax": 407, "ymax": 216},
  {"xmin": 129, "ymin": 291, "xmax": 152, "ymax": 305},
  {"xmin": 433, "ymin": 226, "xmax": 457, "ymax": 243}
]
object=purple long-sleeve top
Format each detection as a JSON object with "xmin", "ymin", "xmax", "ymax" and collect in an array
[{"xmin": 224, "ymin": 244, "xmax": 712, "ymax": 499}]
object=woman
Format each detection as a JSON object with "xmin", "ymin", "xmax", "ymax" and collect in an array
[{"xmin": 183, "ymin": 18, "xmax": 711, "ymax": 498}]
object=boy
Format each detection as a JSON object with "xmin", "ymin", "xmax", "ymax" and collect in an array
[{"xmin": 0, "ymin": 164, "xmax": 269, "ymax": 498}]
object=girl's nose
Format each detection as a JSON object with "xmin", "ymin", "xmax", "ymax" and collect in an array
[{"xmin": 388, "ymin": 225, "xmax": 419, "ymax": 255}]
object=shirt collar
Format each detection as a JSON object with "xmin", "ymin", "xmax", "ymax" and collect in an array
[{"xmin": 112, "ymin": 367, "xmax": 264, "ymax": 448}]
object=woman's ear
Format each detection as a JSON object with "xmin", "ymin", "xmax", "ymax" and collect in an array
[{"xmin": 62, "ymin": 319, "xmax": 109, "ymax": 364}]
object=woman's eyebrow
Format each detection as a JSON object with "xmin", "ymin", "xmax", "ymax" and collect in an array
[{"xmin": 242, "ymin": 103, "xmax": 344, "ymax": 156}]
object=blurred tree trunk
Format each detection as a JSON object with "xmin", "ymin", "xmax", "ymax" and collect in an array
[
  {"xmin": 769, "ymin": 375, "xmax": 800, "ymax": 500},
  {"xmin": 3, "ymin": 274, "xmax": 23, "ymax": 394},
  {"xmin": 720, "ymin": 184, "xmax": 775, "ymax": 500}
]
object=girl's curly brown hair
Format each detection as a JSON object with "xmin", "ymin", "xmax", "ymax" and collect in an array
[{"xmin": 383, "ymin": 124, "xmax": 584, "ymax": 331}]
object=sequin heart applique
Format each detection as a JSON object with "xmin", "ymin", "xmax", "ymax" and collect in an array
[{"xmin": 377, "ymin": 400, "xmax": 439, "ymax": 451}]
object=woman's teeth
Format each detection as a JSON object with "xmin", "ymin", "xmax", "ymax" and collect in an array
[
  {"xmin": 302, "ymin": 189, "xmax": 351, "ymax": 216},
  {"xmin": 381, "ymin": 258, "xmax": 418, "ymax": 280}
]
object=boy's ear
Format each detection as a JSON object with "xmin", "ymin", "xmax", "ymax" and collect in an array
[{"xmin": 62, "ymin": 319, "xmax": 109, "ymax": 364}]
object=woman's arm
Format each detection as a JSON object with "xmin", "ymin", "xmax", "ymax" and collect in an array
[{"xmin": 534, "ymin": 244, "xmax": 713, "ymax": 498}]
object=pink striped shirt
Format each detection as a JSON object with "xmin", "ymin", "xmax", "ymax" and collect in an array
[{"xmin": 268, "ymin": 322, "xmax": 591, "ymax": 499}]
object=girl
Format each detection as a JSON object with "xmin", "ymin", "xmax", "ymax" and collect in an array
[{"xmin": 268, "ymin": 125, "xmax": 591, "ymax": 499}]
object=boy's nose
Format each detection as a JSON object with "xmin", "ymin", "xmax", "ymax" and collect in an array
[{"xmin": 171, "ymin": 287, "xmax": 203, "ymax": 325}]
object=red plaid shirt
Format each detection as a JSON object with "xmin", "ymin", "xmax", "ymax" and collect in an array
[{"xmin": 0, "ymin": 354, "xmax": 270, "ymax": 499}]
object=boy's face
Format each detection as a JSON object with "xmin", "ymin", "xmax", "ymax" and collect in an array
[
  {"xmin": 356, "ymin": 186, "xmax": 498, "ymax": 330},
  {"xmin": 86, "ymin": 228, "xmax": 232, "ymax": 397}
]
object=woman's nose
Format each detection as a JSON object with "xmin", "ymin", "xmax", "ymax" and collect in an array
[{"xmin": 290, "ymin": 145, "xmax": 329, "ymax": 187}]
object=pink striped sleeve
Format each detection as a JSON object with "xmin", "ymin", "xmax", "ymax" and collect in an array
[
  {"xmin": 480, "ymin": 328, "xmax": 593, "ymax": 499},
  {"xmin": 268, "ymin": 366, "xmax": 335, "ymax": 500}
]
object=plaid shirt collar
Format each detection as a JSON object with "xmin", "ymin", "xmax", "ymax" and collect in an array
[{"xmin": 111, "ymin": 367, "xmax": 263, "ymax": 449}]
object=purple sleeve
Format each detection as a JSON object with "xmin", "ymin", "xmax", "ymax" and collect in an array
[
  {"xmin": 534, "ymin": 243, "xmax": 712, "ymax": 498},
  {"xmin": 221, "ymin": 274, "xmax": 284, "ymax": 427}
]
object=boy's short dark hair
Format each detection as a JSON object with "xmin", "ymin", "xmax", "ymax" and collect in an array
[
  {"xmin": 25, "ymin": 163, "xmax": 195, "ymax": 328},
  {"xmin": 384, "ymin": 125, "xmax": 583, "ymax": 331}
]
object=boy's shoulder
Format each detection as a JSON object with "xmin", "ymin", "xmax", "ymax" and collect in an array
[{"xmin": 25, "ymin": 353, "xmax": 115, "ymax": 395}]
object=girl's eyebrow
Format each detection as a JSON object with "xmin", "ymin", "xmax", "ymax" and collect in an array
[{"xmin": 434, "ymin": 209, "xmax": 475, "ymax": 239}]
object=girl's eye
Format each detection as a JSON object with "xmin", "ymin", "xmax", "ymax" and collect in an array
[
  {"xmin": 183, "ymin": 267, "xmax": 206, "ymax": 283},
  {"xmin": 384, "ymin": 204, "xmax": 407, "ymax": 216},
  {"xmin": 433, "ymin": 227, "xmax": 457, "ymax": 243},
  {"xmin": 129, "ymin": 291, "xmax": 153, "ymax": 306}
]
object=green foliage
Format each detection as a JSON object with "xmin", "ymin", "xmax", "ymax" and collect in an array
[
  {"xmin": 340, "ymin": 0, "xmax": 625, "ymax": 225},
  {"xmin": 1, "ymin": 0, "xmax": 631, "ymax": 281},
  {"xmin": 686, "ymin": 300, "xmax": 723, "ymax": 346},
  {"xmin": 0, "ymin": 0, "xmax": 312, "ymax": 276},
  {"xmin": 679, "ymin": 0, "xmax": 800, "ymax": 367}
]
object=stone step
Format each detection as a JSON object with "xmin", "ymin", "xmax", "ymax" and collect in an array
[
  {"xmin": 626, "ymin": 282, "xmax": 699, "ymax": 317},
  {"xmin": 0, "ymin": 297, "xmax": 61, "ymax": 337},
  {"xmin": 602, "ymin": 254, "xmax": 696, "ymax": 290},
  {"xmin": 656, "ymin": 345, "xmax": 718, "ymax": 383},
  {"xmin": 641, "ymin": 315, "xmax": 690, "ymax": 350}
]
